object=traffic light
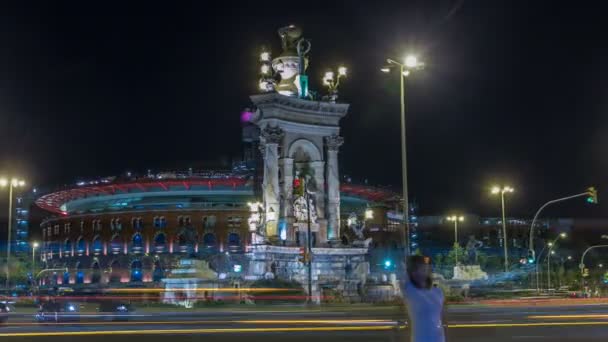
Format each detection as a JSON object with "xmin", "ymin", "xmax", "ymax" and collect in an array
[
  {"xmin": 527, "ymin": 250, "xmax": 535, "ymax": 264},
  {"xmin": 298, "ymin": 247, "xmax": 306, "ymax": 263},
  {"xmin": 586, "ymin": 187, "xmax": 598, "ymax": 204}
]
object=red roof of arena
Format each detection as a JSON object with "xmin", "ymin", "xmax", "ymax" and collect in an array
[{"xmin": 36, "ymin": 178, "xmax": 399, "ymax": 215}]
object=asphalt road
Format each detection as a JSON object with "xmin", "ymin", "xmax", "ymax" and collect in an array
[{"xmin": 1, "ymin": 304, "xmax": 607, "ymax": 341}]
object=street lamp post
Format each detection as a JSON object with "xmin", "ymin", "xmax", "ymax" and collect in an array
[
  {"xmin": 491, "ymin": 186, "xmax": 514, "ymax": 272},
  {"xmin": 381, "ymin": 55, "xmax": 424, "ymax": 257},
  {"xmin": 446, "ymin": 215, "xmax": 464, "ymax": 264},
  {"xmin": 547, "ymin": 249, "xmax": 556, "ymax": 291},
  {"xmin": 0, "ymin": 178, "xmax": 26, "ymax": 293},
  {"xmin": 536, "ymin": 232, "xmax": 566, "ymax": 293},
  {"xmin": 32, "ymin": 242, "xmax": 39, "ymax": 275},
  {"xmin": 529, "ymin": 189, "xmax": 597, "ymax": 262},
  {"xmin": 579, "ymin": 245, "xmax": 608, "ymax": 289}
]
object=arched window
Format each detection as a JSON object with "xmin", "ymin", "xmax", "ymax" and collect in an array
[
  {"xmin": 177, "ymin": 233, "xmax": 187, "ymax": 253},
  {"xmin": 203, "ymin": 216, "xmax": 216, "ymax": 228},
  {"xmin": 131, "ymin": 260, "xmax": 143, "ymax": 282},
  {"xmin": 132, "ymin": 217, "xmax": 143, "ymax": 231},
  {"xmin": 202, "ymin": 233, "xmax": 216, "ymax": 248},
  {"xmin": 109, "ymin": 260, "xmax": 120, "ymax": 283},
  {"xmin": 64, "ymin": 239, "xmax": 72, "ymax": 255},
  {"xmin": 76, "ymin": 237, "xmax": 85, "ymax": 255},
  {"xmin": 110, "ymin": 234, "xmax": 121, "ymax": 255},
  {"xmin": 228, "ymin": 233, "xmax": 241, "ymax": 252},
  {"xmin": 91, "ymin": 261, "xmax": 101, "ymax": 283},
  {"xmin": 76, "ymin": 262, "xmax": 84, "ymax": 284},
  {"xmin": 111, "ymin": 218, "xmax": 122, "ymax": 231},
  {"xmin": 154, "ymin": 233, "xmax": 166, "ymax": 253},
  {"xmin": 152, "ymin": 259, "xmax": 164, "ymax": 282},
  {"xmin": 92, "ymin": 236, "xmax": 102, "ymax": 255},
  {"xmin": 131, "ymin": 233, "xmax": 143, "ymax": 253}
]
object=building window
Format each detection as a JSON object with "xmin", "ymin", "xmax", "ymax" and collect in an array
[
  {"xmin": 153, "ymin": 216, "xmax": 166, "ymax": 229},
  {"xmin": 110, "ymin": 234, "xmax": 121, "ymax": 255},
  {"xmin": 131, "ymin": 260, "xmax": 143, "ymax": 282},
  {"xmin": 64, "ymin": 239, "xmax": 72, "ymax": 254},
  {"xmin": 154, "ymin": 233, "xmax": 167, "ymax": 253},
  {"xmin": 47, "ymin": 226, "xmax": 51, "ymax": 237},
  {"xmin": 227, "ymin": 216, "xmax": 242, "ymax": 228},
  {"xmin": 111, "ymin": 218, "xmax": 122, "ymax": 232},
  {"xmin": 132, "ymin": 217, "xmax": 143, "ymax": 230},
  {"xmin": 64, "ymin": 223, "xmax": 71, "ymax": 234},
  {"xmin": 202, "ymin": 233, "xmax": 217, "ymax": 248},
  {"xmin": 228, "ymin": 233, "xmax": 241, "ymax": 246},
  {"xmin": 178, "ymin": 216, "xmax": 185, "ymax": 227},
  {"xmin": 92, "ymin": 219, "xmax": 102, "ymax": 232},
  {"xmin": 203, "ymin": 216, "xmax": 216, "ymax": 229},
  {"xmin": 92, "ymin": 236, "xmax": 102, "ymax": 255},
  {"xmin": 80, "ymin": 221, "xmax": 85, "ymax": 233},
  {"xmin": 54, "ymin": 225, "xmax": 60, "ymax": 235},
  {"xmin": 131, "ymin": 233, "xmax": 143, "ymax": 253},
  {"xmin": 76, "ymin": 237, "xmax": 85, "ymax": 255}
]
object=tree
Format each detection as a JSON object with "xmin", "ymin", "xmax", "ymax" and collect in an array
[
  {"xmin": 0, "ymin": 256, "xmax": 32, "ymax": 286},
  {"xmin": 444, "ymin": 243, "xmax": 466, "ymax": 268}
]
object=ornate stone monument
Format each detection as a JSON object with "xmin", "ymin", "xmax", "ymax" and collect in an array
[{"xmin": 246, "ymin": 26, "xmax": 368, "ymax": 303}]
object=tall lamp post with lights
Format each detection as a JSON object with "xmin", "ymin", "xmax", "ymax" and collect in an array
[
  {"xmin": 446, "ymin": 215, "xmax": 465, "ymax": 264},
  {"xmin": 1, "ymin": 177, "xmax": 26, "ymax": 292},
  {"xmin": 381, "ymin": 55, "xmax": 424, "ymax": 256},
  {"xmin": 491, "ymin": 186, "xmax": 514, "ymax": 272},
  {"xmin": 322, "ymin": 66, "xmax": 347, "ymax": 103},
  {"xmin": 32, "ymin": 242, "xmax": 39, "ymax": 276}
]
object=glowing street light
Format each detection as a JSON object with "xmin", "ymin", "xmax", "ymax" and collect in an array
[
  {"xmin": 405, "ymin": 55, "xmax": 418, "ymax": 68},
  {"xmin": 491, "ymin": 185, "xmax": 514, "ymax": 272},
  {"xmin": 1, "ymin": 177, "xmax": 26, "ymax": 293},
  {"xmin": 260, "ymin": 51, "xmax": 271, "ymax": 62},
  {"xmin": 380, "ymin": 54, "xmax": 425, "ymax": 256}
]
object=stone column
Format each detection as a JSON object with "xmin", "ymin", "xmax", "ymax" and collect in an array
[
  {"xmin": 279, "ymin": 157, "xmax": 295, "ymax": 241},
  {"xmin": 260, "ymin": 126, "xmax": 284, "ymax": 238},
  {"xmin": 279, "ymin": 157, "xmax": 294, "ymax": 218},
  {"xmin": 324, "ymin": 135, "xmax": 344, "ymax": 241},
  {"xmin": 310, "ymin": 161, "xmax": 326, "ymax": 220}
]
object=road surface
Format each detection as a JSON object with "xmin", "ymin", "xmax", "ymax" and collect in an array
[{"xmin": 1, "ymin": 303, "xmax": 607, "ymax": 341}]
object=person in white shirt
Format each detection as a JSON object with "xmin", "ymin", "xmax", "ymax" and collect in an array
[{"xmin": 401, "ymin": 255, "xmax": 447, "ymax": 342}]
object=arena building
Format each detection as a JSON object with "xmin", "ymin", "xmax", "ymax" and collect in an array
[{"xmin": 36, "ymin": 168, "xmax": 398, "ymax": 286}]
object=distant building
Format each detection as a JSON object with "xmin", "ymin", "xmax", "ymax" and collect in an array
[{"xmin": 11, "ymin": 189, "xmax": 36, "ymax": 254}]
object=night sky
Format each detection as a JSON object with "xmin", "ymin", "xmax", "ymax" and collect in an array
[{"xmin": 0, "ymin": 0, "xmax": 607, "ymax": 221}]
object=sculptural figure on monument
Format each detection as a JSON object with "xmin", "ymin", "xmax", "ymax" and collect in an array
[
  {"xmin": 347, "ymin": 212, "xmax": 366, "ymax": 240},
  {"xmin": 465, "ymin": 235, "xmax": 484, "ymax": 265},
  {"xmin": 273, "ymin": 25, "xmax": 310, "ymax": 97}
]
